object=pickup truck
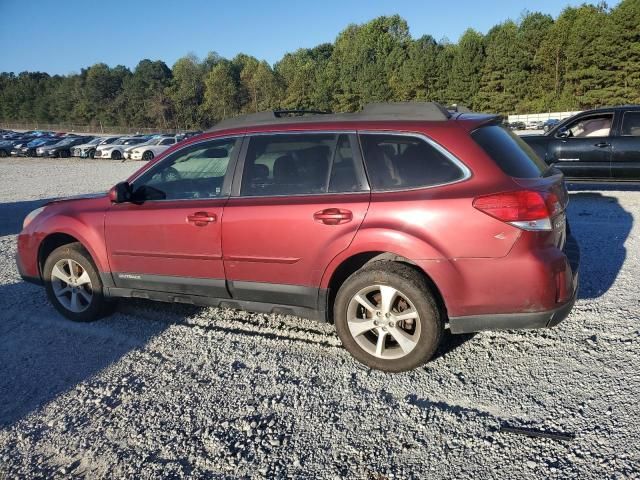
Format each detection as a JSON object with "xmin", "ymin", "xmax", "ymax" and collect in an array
[{"xmin": 521, "ymin": 105, "xmax": 640, "ymax": 180}]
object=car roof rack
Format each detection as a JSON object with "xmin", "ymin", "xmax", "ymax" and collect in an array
[{"xmin": 208, "ymin": 102, "xmax": 453, "ymax": 131}]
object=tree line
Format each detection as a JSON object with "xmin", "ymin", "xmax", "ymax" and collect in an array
[{"xmin": 1, "ymin": 0, "xmax": 638, "ymax": 130}]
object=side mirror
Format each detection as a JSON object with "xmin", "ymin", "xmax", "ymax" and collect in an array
[{"xmin": 109, "ymin": 181, "xmax": 132, "ymax": 203}]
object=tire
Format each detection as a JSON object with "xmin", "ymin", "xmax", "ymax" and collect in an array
[
  {"xmin": 111, "ymin": 150, "xmax": 122, "ymax": 160},
  {"xmin": 88, "ymin": 149, "xmax": 95, "ymax": 159},
  {"xmin": 43, "ymin": 243, "xmax": 114, "ymax": 322},
  {"xmin": 142, "ymin": 150, "xmax": 154, "ymax": 161},
  {"xmin": 60, "ymin": 149, "xmax": 70, "ymax": 158},
  {"xmin": 0, "ymin": 149, "xmax": 7, "ymax": 158},
  {"xmin": 334, "ymin": 261, "xmax": 442, "ymax": 372}
]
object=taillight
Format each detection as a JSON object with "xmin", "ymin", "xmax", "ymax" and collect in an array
[{"xmin": 473, "ymin": 190, "xmax": 558, "ymax": 231}]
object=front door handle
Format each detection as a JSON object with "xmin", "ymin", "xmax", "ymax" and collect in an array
[
  {"xmin": 594, "ymin": 142, "xmax": 610, "ymax": 148},
  {"xmin": 313, "ymin": 208, "xmax": 353, "ymax": 225},
  {"xmin": 187, "ymin": 211, "xmax": 217, "ymax": 226}
]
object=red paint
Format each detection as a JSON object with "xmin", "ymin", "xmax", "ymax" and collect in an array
[{"xmin": 17, "ymin": 114, "xmax": 578, "ymax": 320}]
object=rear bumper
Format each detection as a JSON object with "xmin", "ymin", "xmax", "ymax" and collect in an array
[
  {"xmin": 449, "ymin": 287, "xmax": 577, "ymax": 333},
  {"xmin": 449, "ymin": 233, "xmax": 580, "ymax": 334}
]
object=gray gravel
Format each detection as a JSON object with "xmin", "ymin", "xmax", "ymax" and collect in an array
[{"xmin": 1, "ymin": 158, "xmax": 639, "ymax": 479}]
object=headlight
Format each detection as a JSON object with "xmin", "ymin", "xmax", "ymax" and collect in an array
[{"xmin": 23, "ymin": 206, "xmax": 46, "ymax": 229}]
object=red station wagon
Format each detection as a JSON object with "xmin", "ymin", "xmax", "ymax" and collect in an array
[{"xmin": 17, "ymin": 103, "xmax": 580, "ymax": 372}]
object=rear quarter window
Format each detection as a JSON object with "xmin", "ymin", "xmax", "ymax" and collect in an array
[
  {"xmin": 472, "ymin": 125, "xmax": 548, "ymax": 178},
  {"xmin": 359, "ymin": 134, "xmax": 466, "ymax": 191}
]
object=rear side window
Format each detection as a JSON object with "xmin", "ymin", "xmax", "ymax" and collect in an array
[
  {"xmin": 359, "ymin": 134, "xmax": 465, "ymax": 191},
  {"xmin": 241, "ymin": 133, "xmax": 367, "ymax": 196},
  {"xmin": 472, "ymin": 125, "xmax": 547, "ymax": 178},
  {"xmin": 621, "ymin": 112, "xmax": 640, "ymax": 136}
]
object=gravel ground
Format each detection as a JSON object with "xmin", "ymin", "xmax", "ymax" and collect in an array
[{"xmin": 0, "ymin": 157, "xmax": 639, "ymax": 479}]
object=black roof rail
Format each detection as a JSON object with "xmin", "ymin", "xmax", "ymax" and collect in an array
[
  {"xmin": 208, "ymin": 101, "xmax": 454, "ymax": 132},
  {"xmin": 274, "ymin": 109, "xmax": 332, "ymax": 117}
]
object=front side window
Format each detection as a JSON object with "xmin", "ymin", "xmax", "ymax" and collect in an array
[
  {"xmin": 560, "ymin": 113, "xmax": 613, "ymax": 138},
  {"xmin": 161, "ymin": 138, "xmax": 176, "ymax": 145},
  {"xmin": 240, "ymin": 133, "xmax": 366, "ymax": 196},
  {"xmin": 359, "ymin": 133, "xmax": 465, "ymax": 191},
  {"xmin": 132, "ymin": 138, "xmax": 237, "ymax": 200},
  {"xmin": 621, "ymin": 112, "xmax": 640, "ymax": 136}
]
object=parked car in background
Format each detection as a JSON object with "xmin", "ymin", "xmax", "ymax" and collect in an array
[
  {"xmin": 8, "ymin": 136, "xmax": 40, "ymax": 156},
  {"xmin": 37, "ymin": 136, "xmax": 93, "ymax": 158},
  {"xmin": 122, "ymin": 135, "xmax": 168, "ymax": 159},
  {"xmin": 521, "ymin": 105, "xmax": 640, "ymax": 180},
  {"xmin": 127, "ymin": 136, "xmax": 178, "ymax": 160},
  {"xmin": 0, "ymin": 138, "xmax": 27, "ymax": 157},
  {"xmin": 17, "ymin": 103, "xmax": 579, "ymax": 372},
  {"xmin": 508, "ymin": 121, "xmax": 526, "ymax": 131},
  {"xmin": 71, "ymin": 137, "xmax": 109, "ymax": 158},
  {"xmin": 542, "ymin": 119, "xmax": 560, "ymax": 132},
  {"xmin": 13, "ymin": 136, "xmax": 60, "ymax": 157},
  {"xmin": 94, "ymin": 137, "xmax": 150, "ymax": 160}
]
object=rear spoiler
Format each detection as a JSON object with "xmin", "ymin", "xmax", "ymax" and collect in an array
[{"xmin": 455, "ymin": 113, "xmax": 504, "ymax": 130}]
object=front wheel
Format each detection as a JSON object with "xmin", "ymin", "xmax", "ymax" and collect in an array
[
  {"xmin": 142, "ymin": 150, "xmax": 154, "ymax": 161},
  {"xmin": 111, "ymin": 150, "xmax": 122, "ymax": 160},
  {"xmin": 43, "ymin": 243, "xmax": 114, "ymax": 322},
  {"xmin": 334, "ymin": 262, "xmax": 442, "ymax": 372}
]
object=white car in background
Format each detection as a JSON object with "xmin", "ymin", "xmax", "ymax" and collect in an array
[
  {"xmin": 128, "ymin": 136, "xmax": 178, "ymax": 161},
  {"xmin": 71, "ymin": 137, "xmax": 112, "ymax": 158},
  {"xmin": 94, "ymin": 137, "xmax": 149, "ymax": 160}
]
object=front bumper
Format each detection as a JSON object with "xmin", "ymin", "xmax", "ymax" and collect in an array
[
  {"xmin": 16, "ymin": 250, "xmax": 42, "ymax": 285},
  {"xmin": 449, "ymin": 233, "xmax": 580, "ymax": 334}
]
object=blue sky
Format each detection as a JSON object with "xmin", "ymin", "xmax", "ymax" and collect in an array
[{"xmin": 0, "ymin": 0, "xmax": 618, "ymax": 75}]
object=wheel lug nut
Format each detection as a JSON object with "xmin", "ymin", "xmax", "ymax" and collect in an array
[
  {"xmin": 385, "ymin": 313, "xmax": 390, "ymax": 318},
  {"xmin": 373, "ymin": 320, "xmax": 379, "ymax": 326},
  {"xmin": 389, "ymin": 321, "xmax": 395, "ymax": 328},
  {"xmin": 376, "ymin": 312, "xmax": 381, "ymax": 317}
]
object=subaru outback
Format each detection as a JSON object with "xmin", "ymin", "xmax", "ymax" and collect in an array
[{"xmin": 17, "ymin": 103, "xmax": 580, "ymax": 372}]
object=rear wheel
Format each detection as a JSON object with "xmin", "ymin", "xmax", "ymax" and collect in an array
[
  {"xmin": 88, "ymin": 149, "xmax": 95, "ymax": 159},
  {"xmin": 0, "ymin": 149, "xmax": 8, "ymax": 157},
  {"xmin": 111, "ymin": 150, "xmax": 122, "ymax": 160},
  {"xmin": 334, "ymin": 262, "xmax": 442, "ymax": 372},
  {"xmin": 43, "ymin": 243, "xmax": 114, "ymax": 322},
  {"xmin": 142, "ymin": 150, "xmax": 154, "ymax": 161}
]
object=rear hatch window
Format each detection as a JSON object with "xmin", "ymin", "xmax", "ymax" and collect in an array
[{"xmin": 472, "ymin": 125, "xmax": 548, "ymax": 178}]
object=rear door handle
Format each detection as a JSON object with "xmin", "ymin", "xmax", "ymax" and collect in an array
[
  {"xmin": 187, "ymin": 211, "xmax": 217, "ymax": 226},
  {"xmin": 313, "ymin": 208, "xmax": 353, "ymax": 225},
  {"xmin": 594, "ymin": 142, "xmax": 610, "ymax": 148}
]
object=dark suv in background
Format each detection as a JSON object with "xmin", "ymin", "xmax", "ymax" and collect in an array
[
  {"xmin": 522, "ymin": 105, "xmax": 640, "ymax": 180},
  {"xmin": 17, "ymin": 103, "xmax": 579, "ymax": 372}
]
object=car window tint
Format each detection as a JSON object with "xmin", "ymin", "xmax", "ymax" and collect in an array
[
  {"xmin": 621, "ymin": 112, "xmax": 640, "ymax": 136},
  {"xmin": 472, "ymin": 125, "xmax": 547, "ymax": 178},
  {"xmin": 161, "ymin": 138, "xmax": 174, "ymax": 145},
  {"xmin": 241, "ymin": 133, "xmax": 365, "ymax": 196},
  {"xmin": 563, "ymin": 114, "xmax": 613, "ymax": 138},
  {"xmin": 133, "ymin": 138, "xmax": 236, "ymax": 200},
  {"xmin": 359, "ymin": 134, "xmax": 464, "ymax": 190}
]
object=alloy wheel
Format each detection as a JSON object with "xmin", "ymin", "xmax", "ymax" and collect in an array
[
  {"xmin": 50, "ymin": 258, "xmax": 93, "ymax": 313},
  {"xmin": 346, "ymin": 285, "xmax": 421, "ymax": 360}
]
